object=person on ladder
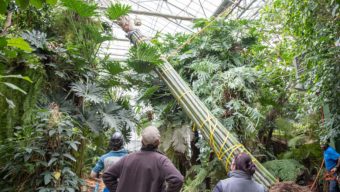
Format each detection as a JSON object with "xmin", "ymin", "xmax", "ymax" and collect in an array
[
  {"xmin": 91, "ymin": 132, "xmax": 128, "ymax": 192},
  {"xmin": 321, "ymin": 140, "xmax": 340, "ymax": 192}
]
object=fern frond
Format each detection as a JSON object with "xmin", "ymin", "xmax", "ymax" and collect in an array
[{"xmin": 263, "ymin": 159, "xmax": 305, "ymax": 181}]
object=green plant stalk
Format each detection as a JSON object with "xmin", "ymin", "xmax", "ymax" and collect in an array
[
  {"xmin": 155, "ymin": 61, "xmax": 276, "ymax": 187},
  {"xmin": 121, "ymin": 28, "xmax": 276, "ymax": 187}
]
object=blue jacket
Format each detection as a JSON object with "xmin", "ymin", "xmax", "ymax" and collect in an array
[
  {"xmin": 213, "ymin": 170, "xmax": 266, "ymax": 192},
  {"xmin": 92, "ymin": 149, "xmax": 128, "ymax": 174},
  {"xmin": 324, "ymin": 146, "xmax": 340, "ymax": 171}
]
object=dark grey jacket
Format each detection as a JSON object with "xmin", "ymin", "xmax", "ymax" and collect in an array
[
  {"xmin": 102, "ymin": 148, "xmax": 183, "ymax": 192},
  {"xmin": 213, "ymin": 170, "xmax": 266, "ymax": 192}
]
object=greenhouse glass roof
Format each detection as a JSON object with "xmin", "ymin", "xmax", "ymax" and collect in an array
[{"xmin": 97, "ymin": 0, "xmax": 267, "ymax": 60}]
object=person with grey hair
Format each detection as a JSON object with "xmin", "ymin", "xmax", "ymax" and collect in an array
[{"xmin": 102, "ymin": 126, "xmax": 184, "ymax": 192}]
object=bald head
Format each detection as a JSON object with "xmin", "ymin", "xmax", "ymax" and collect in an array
[{"xmin": 142, "ymin": 126, "xmax": 161, "ymax": 147}]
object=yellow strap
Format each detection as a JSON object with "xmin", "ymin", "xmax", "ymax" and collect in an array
[
  {"xmin": 177, "ymin": 91, "xmax": 190, "ymax": 103},
  {"xmin": 225, "ymin": 144, "xmax": 243, "ymax": 172},
  {"xmin": 217, "ymin": 131, "xmax": 230, "ymax": 160},
  {"xmin": 192, "ymin": 123, "xmax": 196, "ymax": 131},
  {"xmin": 209, "ymin": 119, "xmax": 219, "ymax": 154},
  {"xmin": 199, "ymin": 115, "xmax": 213, "ymax": 129}
]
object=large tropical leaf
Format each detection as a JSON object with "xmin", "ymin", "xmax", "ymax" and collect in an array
[
  {"xmin": 21, "ymin": 30, "xmax": 47, "ymax": 49},
  {"xmin": 6, "ymin": 37, "xmax": 33, "ymax": 52},
  {"xmin": 106, "ymin": 3, "xmax": 131, "ymax": 21},
  {"xmin": 104, "ymin": 61, "xmax": 126, "ymax": 75},
  {"xmin": 171, "ymin": 125, "xmax": 192, "ymax": 153},
  {"xmin": 100, "ymin": 102, "xmax": 135, "ymax": 131},
  {"xmin": 138, "ymin": 86, "xmax": 159, "ymax": 101},
  {"xmin": 46, "ymin": 0, "xmax": 57, "ymax": 5},
  {"xmin": 0, "ymin": 0, "xmax": 10, "ymax": 14},
  {"xmin": 1, "ymin": 82, "xmax": 27, "ymax": 94},
  {"xmin": 29, "ymin": 0, "xmax": 44, "ymax": 9},
  {"xmin": 70, "ymin": 82, "xmax": 104, "ymax": 104},
  {"xmin": 76, "ymin": 109, "xmax": 101, "ymax": 132},
  {"xmin": 128, "ymin": 43, "xmax": 162, "ymax": 73},
  {"xmin": 0, "ymin": 74, "xmax": 32, "ymax": 83},
  {"xmin": 61, "ymin": 0, "xmax": 97, "ymax": 17},
  {"xmin": 15, "ymin": 0, "xmax": 29, "ymax": 9}
]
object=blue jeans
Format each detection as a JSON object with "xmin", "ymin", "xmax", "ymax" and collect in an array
[{"xmin": 330, "ymin": 173, "xmax": 340, "ymax": 192}]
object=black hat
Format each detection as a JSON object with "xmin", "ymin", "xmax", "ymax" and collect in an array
[{"xmin": 109, "ymin": 132, "xmax": 124, "ymax": 150}]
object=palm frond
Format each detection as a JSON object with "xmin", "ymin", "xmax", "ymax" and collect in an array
[
  {"xmin": 128, "ymin": 42, "xmax": 162, "ymax": 73},
  {"xmin": 70, "ymin": 82, "xmax": 104, "ymax": 104},
  {"xmin": 106, "ymin": 3, "xmax": 131, "ymax": 21},
  {"xmin": 104, "ymin": 61, "xmax": 126, "ymax": 75},
  {"xmin": 61, "ymin": 0, "xmax": 98, "ymax": 17},
  {"xmin": 100, "ymin": 102, "xmax": 136, "ymax": 131},
  {"xmin": 138, "ymin": 85, "xmax": 160, "ymax": 101}
]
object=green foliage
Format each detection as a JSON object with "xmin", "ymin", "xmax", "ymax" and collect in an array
[
  {"xmin": 0, "ymin": 109, "xmax": 83, "ymax": 191},
  {"xmin": 21, "ymin": 30, "xmax": 47, "ymax": 49},
  {"xmin": 280, "ymin": 143, "xmax": 322, "ymax": 165},
  {"xmin": 0, "ymin": 0, "xmax": 10, "ymax": 14},
  {"xmin": 261, "ymin": 0, "xmax": 340, "ymax": 139},
  {"xmin": 61, "ymin": 0, "xmax": 98, "ymax": 17},
  {"xmin": 128, "ymin": 42, "xmax": 162, "ymax": 73},
  {"xmin": 138, "ymin": 85, "xmax": 159, "ymax": 101},
  {"xmin": 263, "ymin": 159, "xmax": 305, "ymax": 181},
  {"xmin": 182, "ymin": 139, "xmax": 226, "ymax": 192},
  {"xmin": 46, "ymin": 0, "xmax": 57, "ymax": 5},
  {"xmin": 6, "ymin": 37, "xmax": 33, "ymax": 52},
  {"xmin": 160, "ymin": 19, "xmax": 263, "ymax": 142},
  {"xmin": 104, "ymin": 61, "xmax": 127, "ymax": 75},
  {"xmin": 0, "ymin": 1, "xmax": 138, "ymax": 190},
  {"xmin": 29, "ymin": 0, "xmax": 44, "ymax": 9},
  {"xmin": 106, "ymin": 3, "xmax": 131, "ymax": 21},
  {"xmin": 0, "ymin": 75, "xmax": 32, "ymax": 109},
  {"xmin": 70, "ymin": 81, "xmax": 104, "ymax": 104},
  {"xmin": 0, "ymin": 0, "xmax": 57, "ymax": 12}
]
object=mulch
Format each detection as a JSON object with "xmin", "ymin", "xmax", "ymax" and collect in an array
[{"xmin": 269, "ymin": 182, "xmax": 312, "ymax": 192}]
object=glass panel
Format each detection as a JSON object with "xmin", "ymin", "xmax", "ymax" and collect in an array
[{"xmin": 97, "ymin": 0, "xmax": 267, "ymax": 60}]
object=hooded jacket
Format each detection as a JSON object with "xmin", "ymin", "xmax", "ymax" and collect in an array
[
  {"xmin": 102, "ymin": 147, "xmax": 183, "ymax": 192},
  {"xmin": 213, "ymin": 170, "xmax": 266, "ymax": 192}
]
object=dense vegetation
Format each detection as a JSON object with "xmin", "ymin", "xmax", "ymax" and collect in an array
[{"xmin": 0, "ymin": 0, "xmax": 339, "ymax": 191}]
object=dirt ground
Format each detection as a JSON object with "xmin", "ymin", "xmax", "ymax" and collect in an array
[{"xmin": 269, "ymin": 182, "xmax": 312, "ymax": 192}]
